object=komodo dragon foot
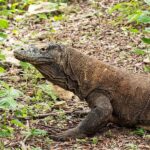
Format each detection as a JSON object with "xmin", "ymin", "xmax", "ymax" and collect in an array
[
  {"xmin": 49, "ymin": 94, "xmax": 113, "ymax": 141},
  {"xmin": 49, "ymin": 127, "xmax": 86, "ymax": 141}
]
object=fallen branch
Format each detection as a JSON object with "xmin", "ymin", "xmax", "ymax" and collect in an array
[{"xmin": 17, "ymin": 110, "xmax": 89, "ymax": 120}]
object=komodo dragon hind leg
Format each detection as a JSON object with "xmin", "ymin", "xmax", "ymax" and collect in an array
[{"xmin": 49, "ymin": 94, "xmax": 113, "ymax": 141}]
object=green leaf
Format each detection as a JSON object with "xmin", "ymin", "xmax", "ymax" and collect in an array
[
  {"xmin": 0, "ymin": 86, "xmax": 23, "ymax": 99},
  {"xmin": 31, "ymin": 147, "xmax": 42, "ymax": 150},
  {"xmin": 54, "ymin": 15, "xmax": 64, "ymax": 21},
  {"xmin": 0, "ymin": 90, "xmax": 6, "ymax": 97},
  {"xmin": 138, "ymin": 15, "xmax": 150, "ymax": 23},
  {"xmin": 0, "ymin": 10, "xmax": 11, "ymax": 16},
  {"xmin": 20, "ymin": 61, "xmax": 32, "ymax": 70},
  {"xmin": 0, "ymin": 126, "xmax": 13, "ymax": 137},
  {"xmin": 108, "ymin": 3, "xmax": 122, "ymax": 13},
  {"xmin": 0, "ymin": 67, "xmax": 5, "ymax": 73},
  {"xmin": 8, "ymin": 87, "xmax": 23, "ymax": 99},
  {"xmin": 23, "ymin": 129, "xmax": 47, "ymax": 137},
  {"xmin": 144, "ymin": 0, "xmax": 150, "ymax": 5},
  {"xmin": 0, "ymin": 32, "xmax": 7, "ymax": 41},
  {"xmin": 144, "ymin": 27, "xmax": 150, "ymax": 33},
  {"xmin": 11, "ymin": 119, "xmax": 25, "ymax": 127},
  {"xmin": 0, "ymin": 97, "xmax": 18, "ymax": 110},
  {"xmin": 0, "ymin": 0, "xmax": 6, "ymax": 2},
  {"xmin": 0, "ymin": 19, "xmax": 9, "ymax": 29},
  {"xmin": 0, "ymin": 129, "xmax": 12, "ymax": 137},
  {"xmin": 37, "ymin": 14, "xmax": 47, "ymax": 19},
  {"xmin": 133, "ymin": 49, "xmax": 145, "ymax": 55},
  {"xmin": 126, "ymin": 143, "xmax": 138, "ymax": 150},
  {"xmin": 144, "ymin": 65, "xmax": 150, "ymax": 72},
  {"xmin": 31, "ymin": 129, "xmax": 47, "ymax": 136},
  {"xmin": 142, "ymin": 37, "xmax": 150, "ymax": 44},
  {"xmin": 132, "ymin": 128, "xmax": 145, "ymax": 136},
  {"xmin": 0, "ymin": 81, "xmax": 9, "ymax": 89},
  {"xmin": 129, "ymin": 28, "xmax": 139, "ymax": 33},
  {"xmin": 92, "ymin": 137, "xmax": 99, "ymax": 144},
  {"xmin": 38, "ymin": 84, "xmax": 57, "ymax": 101},
  {"xmin": 14, "ymin": 108, "xmax": 28, "ymax": 118},
  {"xmin": 137, "ymin": 12, "xmax": 150, "ymax": 23},
  {"xmin": 0, "ymin": 54, "xmax": 5, "ymax": 60},
  {"xmin": 127, "ymin": 13, "xmax": 141, "ymax": 23},
  {"xmin": 0, "ymin": 141, "xmax": 4, "ymax": 150}
]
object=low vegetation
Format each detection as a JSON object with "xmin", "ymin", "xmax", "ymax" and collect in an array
[{"xmin": 0, "ymin": 0, "xmax": 150, "ymax": 149}]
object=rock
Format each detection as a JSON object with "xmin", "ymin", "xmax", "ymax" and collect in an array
[
  {"xmin": 143, "ymin": 57, "xmax": 150, "ymax": 64},
  {"xmin": 27, "ymin": 2, "xmax": 67, "ymax": 16},
  {"xmin": 53, "ymin": 85, "xmax": 74, "ymax": 101},
  {"xmin": 53, "ymin": 101, "xmax": 67, "ymax": 109}
]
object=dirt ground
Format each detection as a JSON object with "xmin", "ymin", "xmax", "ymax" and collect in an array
[{"xmin": 1, "ymin": 0, "xmax": 150, "ymax": 149}]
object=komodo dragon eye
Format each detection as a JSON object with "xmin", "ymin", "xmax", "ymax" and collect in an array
[{"xmin": 40, "ymin": 48, "xmax": 47, "ymax": 52}]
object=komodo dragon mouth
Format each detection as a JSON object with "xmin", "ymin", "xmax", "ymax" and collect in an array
[{"xmin": 14, "ymin": 50, "xmax": 50, "ymax": 64}]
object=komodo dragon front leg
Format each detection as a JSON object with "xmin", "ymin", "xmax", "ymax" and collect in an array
[{"xmin": 49, "ymin": 94, "xmax": 113, "ymax": 141}]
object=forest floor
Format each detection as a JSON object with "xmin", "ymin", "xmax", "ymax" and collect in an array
[{"xmin": 1, "ymin": 0, "xmax": 150, "ymax": 150}]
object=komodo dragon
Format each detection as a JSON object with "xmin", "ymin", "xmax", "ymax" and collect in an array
[{"xmin": 14, "ymin": 42, "xmax": 150, "ymax": 141}]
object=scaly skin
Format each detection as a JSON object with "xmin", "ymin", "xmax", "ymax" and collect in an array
[{"xmin": 14, "ymin": 42, "xmax": 150, "ymax": 141}]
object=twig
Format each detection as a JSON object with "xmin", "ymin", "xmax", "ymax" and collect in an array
[
  {"xmin": 5, "ymin": 141, "xmax": 20, "ymax": 148},
  {"xmin": 39, "ymin": 125, "xmax": 60, "ymax": 134},
  {"xmin": 18, "ymin": 110, "xmax": 89, "ymax": 120}
]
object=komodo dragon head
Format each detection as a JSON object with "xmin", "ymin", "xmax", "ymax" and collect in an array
[
  {"xmin": 14, "ymin": 42, "xmax": 73, "ymax": 90},
  {"xmin": 14, "ymin": 42, "xmax": 66, "ymax": 65}
]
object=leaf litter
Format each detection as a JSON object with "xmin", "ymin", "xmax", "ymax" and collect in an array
[{"xmin": 0, "ymin": 0, "xmax": 150, "ymax": 149}]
